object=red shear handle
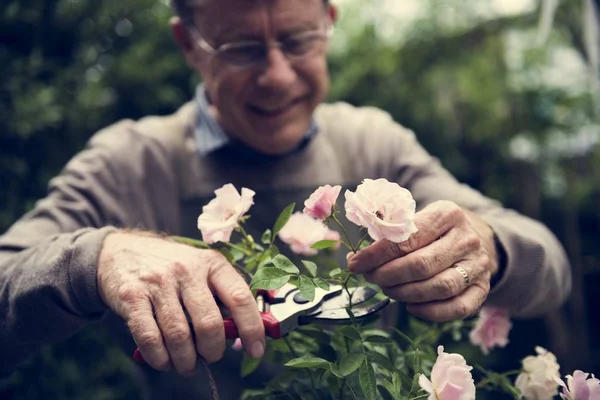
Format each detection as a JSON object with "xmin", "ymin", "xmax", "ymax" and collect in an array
[
  {"xmin": 224, "ymin": 311, "xmax": 282, "ymax": 339},
  {"xmin": 132, "ymin": 312, "xmax": 281, "ymax": 363}
]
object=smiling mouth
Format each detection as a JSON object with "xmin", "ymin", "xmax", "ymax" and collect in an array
[{"xmin": 247, "ymin": 97, "xmax": 305, "ymax": 117}]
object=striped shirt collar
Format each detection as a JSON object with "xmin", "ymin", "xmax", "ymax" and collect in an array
[{"xmin": 194, "ymin": 85, "xmax": 318, "ymax": 156}]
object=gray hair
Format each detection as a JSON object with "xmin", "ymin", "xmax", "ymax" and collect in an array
[{"xmin": 171, "ymin": 0, "xmax": 329, "ymax": 25}]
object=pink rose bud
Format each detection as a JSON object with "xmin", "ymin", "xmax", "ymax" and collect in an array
[
  {"xmin": 197, "ymin": 184, "xmax": 255, "ymax": 244},
  {"xmin": 231, "ymin": 338, "xmax": 244, "ymax": 351},
  {"xmin": 515, "ymin": 347, "xmax": 561, "ymax": 400},
  {"xmin": 344, "ymin": 178, "xmax": 417, "ymax": 243},
  {"xmin": 418, "ymin": 345, "xmax": 476, "ymax": 400},
  {"xmin": 558, "ymin": 370, "xmax": 600, "ymax": 400},
  {"xmin": 469, "ymin": 306, "xmax": 512, "ymax": 355},
  {"xmin": 303, "ymin": 185, "xmax": 342, "ymax": 220},
  {"xmin": 278, "ymin": 212, "xmax": 333, "ymax": 256}
]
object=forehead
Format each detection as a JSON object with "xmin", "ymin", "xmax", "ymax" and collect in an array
[{"xmin": 191, "ymin": 0, "xmax": 325, "ymax": 39}]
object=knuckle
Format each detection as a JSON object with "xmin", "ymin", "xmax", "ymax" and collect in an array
[
  {"xmin": 169, "ymin": 261, "xmax": 191, "ymax": 278},
  {"xmin": 455, "ymin": 299, "xmax": 472, "ymax": 320},
  {"xmin": 139, "ymin": 271, "xmax": 167, "ymax": 288},
  {"xmin": 136, "ymin": 331, "xmax": 164, "ymax": 349},
  {"xmin": 228, "ymin": 287, "xmax": 256, "ymax": 309},
  {"xmin": 164, "ymin": 323, "xmax": 191, "ymax": 344},
  {"xmin": 195, "ymin": 314, "xmax": 223, "ymax": 337},
  {"xmin": 437, "ymin": 276, "xmax": 459, "ymax": 298},
  {"xmin": 463, "ymin": 234, "xmax": 481, "ymax": 250},
  {"xmin": 117, "ymin": 286, "xmax": 145, "ymax": 305},
  {"xmin": 416, "ymin": 254, "xmax": 434, "ymax": 278}
]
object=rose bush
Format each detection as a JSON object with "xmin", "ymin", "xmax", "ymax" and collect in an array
[{"xmin": 179, "ymin": 180, "xmax": 590, "ymax": 399}]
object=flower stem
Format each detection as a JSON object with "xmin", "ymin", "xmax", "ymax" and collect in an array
[
  {"xmin": 355, "ymin": 231, "xmax": 369, "ymax": 251},
  {"xmin": 331, "ymin": 214, "xmax": 357, "ymax": 253},
  {"xmin": 408, "ymin": 394, "xmax": 429, "ymax": 400},
  {"xmin": 222, "ymin": 241, "xmax": 251, "ymax": 256}
]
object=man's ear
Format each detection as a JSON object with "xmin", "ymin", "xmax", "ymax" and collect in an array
[
  {"xmin": 170, "ymin": 16, "xmax": 199, "ymax": 67},
  {"xmin": 328, "ymin": 3, "xmax": 338, "ymax": 24}
]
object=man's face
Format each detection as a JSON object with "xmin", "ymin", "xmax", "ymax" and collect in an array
[{"xmin": 179, "ymin": 0, "xmax": 332, "ymax": 155}]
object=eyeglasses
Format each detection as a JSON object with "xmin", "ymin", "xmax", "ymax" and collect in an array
[{"xmin": 189, "ymin": 23, "xmax": 333, "ymax": 69}]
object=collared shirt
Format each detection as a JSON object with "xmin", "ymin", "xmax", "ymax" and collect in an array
[{"xmin": 194, "ymin": 85, "xmax": 318, "ymax": 156}]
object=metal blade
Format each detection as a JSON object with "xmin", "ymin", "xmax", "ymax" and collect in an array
[
  {"xmin": 317, "ymin": 286, "xmax": 379, "ymax": 311},
  {"xmin": 300, "ymin": 297, "xmax": 391, "ymax": 324}
]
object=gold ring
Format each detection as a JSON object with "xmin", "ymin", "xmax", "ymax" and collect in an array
[{"xmin": 454, "ymin": 265, "xmax": 470, "ymax": 286}]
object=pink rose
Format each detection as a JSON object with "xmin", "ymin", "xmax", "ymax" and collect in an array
[
  {"xmin": 278, "ymin": 212, "xmax": 333, "ymax": 256},
  {"xmin": 344, "ymin": 178, "xmax": 418, "ymax": 243},
  {"xmin": 303, "ymin": 185, "xmax": 342, "ymax": 220},
  {"xmin": 197, "ymin": 184, "xmax": 255, "ymax": 244},
  {"xmin": 559, "ymin": 370, "xmax": 600, "ymax": 400},
  {"xmin": 418, "ymin": 346, "xmax": 476, "ymax": 400},
  {"xmin": 515, "ymin": 347, "xmax": 561, "ymax": 400},
  {"xmin": 468, "ymin": 306, "xmax": 512, "ymax": 354}
]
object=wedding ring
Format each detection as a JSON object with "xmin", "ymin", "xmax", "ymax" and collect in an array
[{"xmin": 454, "ymin": 265, "xmax": 470, "ymax": 287}]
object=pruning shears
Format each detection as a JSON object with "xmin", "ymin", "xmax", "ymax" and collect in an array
[{"xmin": 133, "ymin": 282, "xmax": 390, "ymax": 362}]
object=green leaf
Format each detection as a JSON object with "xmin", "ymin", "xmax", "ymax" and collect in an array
[
  {"xmin": 313, "ymin": 277, "xmax": 330, "ymax": 291},
  {"xmin": 241, "ymin": 354, "xmax": 262, "ymax": 377},
  {"xmin": 392, "ymin": 328, "xmax": 416, "ymax": 349},
  {"xmin": 250, "ymin": 267, "xmax": 291, "ymax": 290},
  {"xmin": 320, "ymin": 369, "xmax": 332, "ymax": 384},
  {"xmin": 366, "ymin": 350, "xmax": 396, "ymax": 372},
  {"xmin": 359, "ymin": 360, "xmax": 377, "ymax": 400},
  {"xmin": 298, "ymin": 275, "xmax": 316, "ymax": 302},
  {"xmin": 271, "ymin": 254, "xmax": 300, "ymax": 274},
  {"xmin": 364, "ymin": 335, "xmax": 393, "ymax": 344},
  {"xmin": 301, "ymin": 260, "xmax": 318, "ymax": 277},
  {"xmin": 310, "ymin": 239, "xmax": 339, "ymax": 250},
  {"xmin": 284, "ymin": 356, "xmax": 330, "ymax": 369},
  {"xmin": 339, "ymin": 326, "xmax": 362, "ymax": 341},
  {"xmin": 329, "ymin": 268, "xmax": 343, "ymax": 278},
  {"xmin": 172, "ymin": 236, "xmax": 210, "ymax": 249},
  {"xmin": 378, "ymin": 384, "xmax": 396, "ymax": 400},
  {"xmin": 392, "ymin": 373, "xmax": 402, "ymax": 396},
  {"xmin": 337, "ymin": 352, "xmax": 365, "ymax": 377},
  {"xmin": 229, "ymin": 247, "xmax": 245, "ymax": 262},
  {"xmin": 272, "ymin": 203, "xmax": 295, "ymax": 241},
  {"xmin": 261, "ymin": 229, "xmax": 272, "ymax": 244}
]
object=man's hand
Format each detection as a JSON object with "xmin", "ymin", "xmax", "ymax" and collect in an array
[
  {"xmin": 347, "ymin": 200, "xmax": 499, "ymax": 322},
  {"xmin": 97, "ymin": 232, "xmax": 265, "ymax": 376}
]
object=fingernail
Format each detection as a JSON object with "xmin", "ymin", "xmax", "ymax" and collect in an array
[
  {"xmin": 346, "ymin": 252, "xmax": 354, "ymax": 261},
  {"xmin": 248, "ymin": 341, "xmax": 264, "ymax": 358}
]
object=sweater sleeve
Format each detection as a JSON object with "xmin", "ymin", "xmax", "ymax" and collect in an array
[
  {"xmin": 381, "ymin": 109, "xmax": 571, "ymax": 318},
  {"xmin": 0, "ymin": 118, "xmax": 179, "ymax": 377},
  {"xmin": 320, "ymin": 103, "xmax": 572, "ymax": 318}
]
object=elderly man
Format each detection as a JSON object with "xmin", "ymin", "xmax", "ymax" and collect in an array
[{"xmin": 0, "ymin": 0, "xmax": 571, "ymax": 398}]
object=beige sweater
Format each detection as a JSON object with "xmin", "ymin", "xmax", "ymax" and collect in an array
[{"xmin": 0, "ymin": 101, "xmax": 571, "ymax": 397}]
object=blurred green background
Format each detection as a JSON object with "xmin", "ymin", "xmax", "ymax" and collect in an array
[{"xmin": 1, "ymin": 0, "xmax": 599, "ymax": 398}]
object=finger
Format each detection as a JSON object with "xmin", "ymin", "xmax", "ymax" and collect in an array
[
  {"xmin": 126, "ymin": 297, "xmax": 172, "ymax": 371},
  {"xmin": 363, "ymin": 230, "xmax": 480, "ymax": 287},
  {"xmin": 405, "ymin": 276, "xmax": 490, "ymax": 322},
  {"xmin": 209, "ymin": 262, "xmax": 265, "ymax": 359},
  {"xmin": 181, "ymin": 280, "xmax": 226, "ymax": 364},
  {"xmin": 348, "ymin": 201, "xmax": 463, "ymax": 274},
  {"xmin": 152, "ymin": 288, "xmax": 197, "ymax": 376},
  {"xmin": 381, "ymin": 261, "xmax": 483, "ymax": 303}
]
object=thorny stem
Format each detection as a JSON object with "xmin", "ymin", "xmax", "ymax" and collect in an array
[
  {"xmin": 284, "ymin": 337, "xmax": 319, "ymax": 399},
  {"xmin": 331, "ymin": 214, "xmax": 357, "ymax": 253},
  {"xmin": 355, "ymin": 231, "xmax": 369, "ymax": 251},
  {"xmin": 342, "ymin": 274, "xmax": 354, "ymax": 310}
]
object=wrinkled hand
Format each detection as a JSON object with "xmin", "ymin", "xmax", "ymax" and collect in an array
[
  {"xmin": 97, "ymin": 232, "xmax": 265, "ymax": 376},
  {"xmin": 347, "ymin": 201, "xmax": 499, "ymax": 322}
]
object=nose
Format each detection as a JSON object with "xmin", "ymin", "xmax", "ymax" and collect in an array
[{"xmin": 256, "ymin": 47, "xmax": 297, "ymax": 89}]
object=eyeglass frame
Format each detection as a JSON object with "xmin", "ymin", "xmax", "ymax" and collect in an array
[{"xmin": 187, "ymin": 19, "xmax": 334, "ymax": 69}]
